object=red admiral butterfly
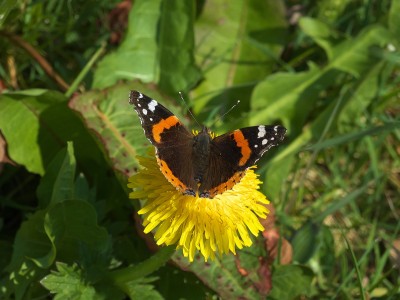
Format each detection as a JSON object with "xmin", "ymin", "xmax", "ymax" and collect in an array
[{"xmin": 129, "ymin": 91, "xmax": 286, "ymax": 198}]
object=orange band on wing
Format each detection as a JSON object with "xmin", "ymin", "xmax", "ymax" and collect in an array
[
  {"xmin": 157, "ymin": 157, "xmax": 188, "ymax": 192},
  {"xmin": 233, "ymin": 130, "xmax": 251, "ymax": 166},
  {"xmin": 152, "ymin": 116, "xmax": 181, "ymax": 143},
  {"xmin": 208, "ymin": 171, "xmax": 245, "ymax": 198}
]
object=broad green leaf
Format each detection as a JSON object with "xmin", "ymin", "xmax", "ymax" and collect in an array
[
  {"xmin": 158, "ymin": 0, "xmax": 202, "ymax": 93},
  {"xmin": 389, "ymin": 0, "xmax": 400, "ymax": 39},
  {"xmin": 37, "ymin": 142, "xmax": 76, "ymax": 208},
  {"xmin": 299, "ymin": 17, "xmax": 336, "ymax": 59},
  {"xmin": 7, "ymin": 210, "xmax": 53, "ymax": 299},
  {"xmin": 44, "ymin": 200, "xmax": 111, "ymax": 266},
  {"xmin": 329, "ymin": 25, "xmax": 390, "ymax": 77},
  {"xmin": 0, "ymin": 90, "xmax": 65, "ymax": 174},
  {"xmin": 291, "ymin": 221, "xmax": 321, "ymax": 263},
  {"xmin": 41, "ymin": 262, "xmax": 98, "ymax": 300},
  {"xmin": 7, "ymin": 210, "xmax": 53, "ymax": 270},
  {"xmin": 191, "ymin": 0, "xmax": 288, "ymax": 111},
  {"xmin": 251, "ymin": 63, "xmax": 331, "ymax": 131},
  {"xmin": 0, "ymin": 90, "xmax": 107, "ymax": 178},
  {"xmin": 269, "ymin": 265, "xmax": 313, "ymax": 299},
  {"xmin": 93, "ymin": 0, "xmax": 162, "ymax": 88}
]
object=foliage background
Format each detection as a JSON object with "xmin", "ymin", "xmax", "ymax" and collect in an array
[{"xmin": 0, "ymin": 0, "xmax": 399, "ymax": 299}]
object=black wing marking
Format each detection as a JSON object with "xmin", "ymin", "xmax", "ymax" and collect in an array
[{"xmin": 129, "ymin": 90, "xmax": 197, "ymax": 193}]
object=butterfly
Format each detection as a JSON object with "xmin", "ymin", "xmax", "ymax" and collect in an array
[{"xmin": 129, "ymin": 90, "xmax": 286, "ymax": 198}]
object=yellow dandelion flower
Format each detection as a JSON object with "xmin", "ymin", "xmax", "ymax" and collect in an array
[{"xmin": 128, "ymin": 149, "xmax": 270, "ymax": 262}]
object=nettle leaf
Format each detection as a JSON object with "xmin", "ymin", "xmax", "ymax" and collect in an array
[
  {"xmin": 269, "ymin": 265, "xmax": 313, "ymax": 300},
  {"xmin": 37, "ymin": 142, "xmax": 76, "ymax": 208},
  {"xmin": 41, "ymin": 262, "xmax": 97, "ymax": 300},
  {"xmin": 191, "ymin": 0, "xmax": 288, "ymax": 112},
  {"xmin": 125, "ymin": 277, "xmax": 163, "ymax": 300},
  {"xmin": 44, "ymin": 200, "xmax": 111, "ymax": 266}
]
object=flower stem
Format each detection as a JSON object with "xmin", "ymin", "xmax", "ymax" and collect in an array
[{"xmin": 109, "ymin": 245, "xmax": 175, "ymax": 291}]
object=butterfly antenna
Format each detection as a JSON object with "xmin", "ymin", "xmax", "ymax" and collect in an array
[
  {"xmin": 178, "ymin": 92, "xmax": 202, "ymax": 128},
  {"xmin": 209, "ymin": 100, "xmax": 241, "ymax": 127}
]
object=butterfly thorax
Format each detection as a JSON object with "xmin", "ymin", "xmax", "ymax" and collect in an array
[{"xmin": 192, "ymin": 127, "xmax": 212, "ymax": 183}]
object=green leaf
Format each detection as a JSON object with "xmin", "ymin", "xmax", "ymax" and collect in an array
[
  {"xmin": 0, "ymin": 90, "xmax": 65, "ymax": 175},
  {"xmin": 291, "ymin": 221, "xmax": 321, "ymax": 264},
  {"xmin": 173, "ymin": 252, "xmax": 261, "ymax": 300},
  {"xmin": 93, "ymin": 0, "xmax": 162, "ymax": 88},
  {"xmin": 191, "ymin": 0, "xmax": 288, "ymax": 111},
  {"xmin": 41, "ymin": 262, "xmax": 97, "ymax": 300},
  {"xmin": 69, "ymin": 83, "xmax": 174, "ymax": 176},
  {"xmin": 388, "ymin": 0, "xmax": 400, "ymax": 39},
  {"xmin": 124, "ymin": 277, "xmax": 163, "ymax": 300},
  {"xmin": 299, "ymin": 17, "xmax": 336, "ymax": 59},
  {"xmin": 7, "ymin": 210, "xmax": 53, "ymax": 299},
  {"xmin": 44, "ymin": 200, "xmax": 111, "ymax": 266},
  {"xmin": 158, "ymin": 0, "xmax": 201, "ymax": 93},
  {"xmin": 37, "ymin": 142, "xmax": 76, "ymax": 208},
  {"xmin": 269, "ymin": 265, "xmax": 313, "ymax": 299}
]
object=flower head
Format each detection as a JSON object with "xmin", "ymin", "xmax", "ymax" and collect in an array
[{"xmin": 128, "ymin": 149, "xmax": 270, "ymax": 262}]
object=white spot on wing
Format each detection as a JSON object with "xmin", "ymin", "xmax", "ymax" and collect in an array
[
  {"xmin": 148, "ymin": 100, "xmax": 158, "ymax": 112},
  {"xmin": 258, "ymin": 125, "xmax": 266, "ymax": 138},
  {"xmin": 150, "ymin": 117, "xmax": 153, "ymax": 121},
  {"xmin": 254, "ymin": 144, "xmax": 258, "ymax": 148},
  {"xmin": 274, "ymin": 126, "xmax": 278, "ymax": 132},
  {"xmin": 138, "ymin": 92, "xmax": 143, "ymax": 98},
  {"xmin": 138, "ymin": 104, "xmax": 141, "ymax": 107},
  {"xmin": 271, "ymin": 137, "xmax": 275, "ymax": 141},
  {"xmin": 262, "ymin": 139, "xmax": 268, "ymax": 145},
  {"xmin": 142, "ymin": 109, "xmax": 148, "ymax": 115}
]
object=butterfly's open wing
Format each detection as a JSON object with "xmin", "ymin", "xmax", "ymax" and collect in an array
[
  {"xmin": 129, "ymin": 91, "xmax": 197, "ymax": 194},
  {"xmin": 199, "ymin": 125, "xmax": 286, "ymax": 198}
]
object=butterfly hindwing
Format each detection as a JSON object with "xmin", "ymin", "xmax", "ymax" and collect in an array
[{"xmin": 199, "ymin": 125, "xmax": 286, "ymax": 197}]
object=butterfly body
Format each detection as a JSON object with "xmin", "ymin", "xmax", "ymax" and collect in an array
[{"xmin": 129, "ymin": 90, "xmax": 286, "ymax": 198}]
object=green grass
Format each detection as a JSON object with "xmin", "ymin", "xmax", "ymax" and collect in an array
[{"xmin": 0, "ymin": 0, "xmax": 399, "ymax": 299}]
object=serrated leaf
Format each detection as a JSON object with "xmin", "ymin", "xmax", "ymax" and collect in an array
[
  {"xmin": 191, "ymin": 0, "xmax": 288, "ymax": 112},
  {"xmin": 69, "ymin": 83, "xmax": 162, "ymax": 176},
  {"xmin": 41, "ymin": 262, "xmax": 97, "ymax": 300},
  {"xmin": 44, "ymin": 200, "xmax": 111, "ymax": 266},
  {"xmin": 269, "ymin": 265, "xmax": 313, "ymax": 299},
  {"xmin": 125, "ymin": 277, "xmax": 163, "ymax": 300},
  {"xmin": 173, "ymin": 252, "xmax": 261, "ymax": 300}
]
